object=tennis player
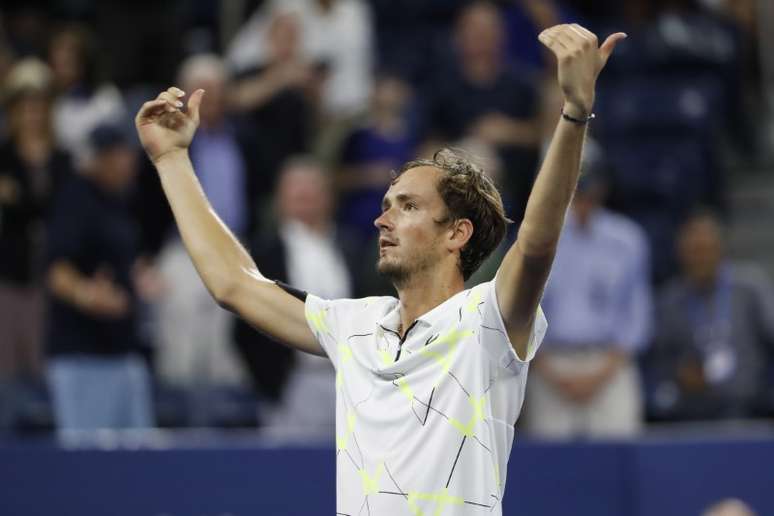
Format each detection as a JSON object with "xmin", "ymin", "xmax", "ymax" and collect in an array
[{"xmin": 136, "ymin": 23, "xmax": 624, "ymax": 515}]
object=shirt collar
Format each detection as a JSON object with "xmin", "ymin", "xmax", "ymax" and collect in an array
[{"xmin": 375, "ymin": 288, "xmax": 469, "ymax": 334}]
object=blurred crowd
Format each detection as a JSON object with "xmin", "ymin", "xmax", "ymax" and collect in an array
[{"xmin": 0, "ymin": 0, "xmax": 772, "ymax": 440}]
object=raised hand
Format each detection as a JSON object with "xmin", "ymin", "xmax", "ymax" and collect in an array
[
  {"xmin": 538, "ymin": 24, "xmax": 626, "ymax": 117},
  {"xmin": 135, "ymin": 87, "xmax": 205, "ymax": 164}
]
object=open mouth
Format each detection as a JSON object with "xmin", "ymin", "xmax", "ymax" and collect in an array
[{"xmin": 379, "ymin": 238, "xmax": 397, "ymax": 254}]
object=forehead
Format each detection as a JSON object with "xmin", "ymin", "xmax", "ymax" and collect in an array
[{"xmin": 385, "ymin": 165, "xmax": 442, "ymax": 200}]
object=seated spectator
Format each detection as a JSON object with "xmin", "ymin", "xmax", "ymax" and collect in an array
[
  {"xmin": 337, "ymin": 73, "xmax": 416, "ymax": 241},
  {"xmin": 0, "ymin": 59, "xmax": 73, "ymax": 432},
  {"xmin": 524, "ymin": 144, "xmax": 653, "ymax": 439},
  {"xmin": 228, "ymin": 10, "xmax": 325, "ymax": 200},
  {"xmin": 234, "ymin": 157, "xmax": 359, "ymax": 439},
  {"xmin": 648, "ymin": 210, "xmax": 774, "ymax": 420},
  {"xmin": 421, "ymin": 1, "xmax": 540, "ymax": 223},
  {"xmin": 45, "ymin": 124, "xmax": 153, "ymax": 431},
  {"xmin": 48, "ymin": 24, "xmax": 126, "ymax": 169},
  {"xmin": 227, "ymin": 0, "xmax": 373, "ymax": 118},
  {"xmin": 153, "ymin": 55, "xmax": 250, "ymax": 424}
]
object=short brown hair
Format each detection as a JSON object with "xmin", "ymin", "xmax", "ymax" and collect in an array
[{"xmin": 399, "ymin": 148, "xmax": 511, "ymax": 280}]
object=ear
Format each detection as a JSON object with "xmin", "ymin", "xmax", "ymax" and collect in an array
[{"xmin": 447, "ymin": 218, "xmax": 474, "ymax": 253}]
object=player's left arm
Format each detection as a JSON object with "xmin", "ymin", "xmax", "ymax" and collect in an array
[{"xmin": 495, "ymin": 24, "xmax": 626, "ymax": 360}]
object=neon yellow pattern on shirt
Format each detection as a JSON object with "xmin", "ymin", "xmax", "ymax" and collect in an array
[
  {"xmin": 407, "ymin": 488, "xmax": 464, "ymax": 516},
  {"xmin": 306, "ymin": 307, "xmax": 329, "ymax": 334},
  {"xmin": 420, "ymin": 326, "xmax": 474, "ymax": 387},
  {"xmin": 336, "ymin": 410, "xmax": 356, "ymax": 451},
  {"xmin": 448, "ymin": 395, "xmax": 486, "ymax": 437},
  {"xmin": 358, "ymin": 462, "xmax": 384, "ymax": 495}
]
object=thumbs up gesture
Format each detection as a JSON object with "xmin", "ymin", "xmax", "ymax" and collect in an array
[{"xmin": 539, "ymin": 24, "xmax": 626, "ymax": 119}]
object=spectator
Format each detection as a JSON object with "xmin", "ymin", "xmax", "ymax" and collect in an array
[
  {"xmin": 421, "ymin": 1, "xmax": 540, "ymax": 223},
  {"xmin": 48, "ymin": 24, "xmax": 126, "ymax": 169},
  {"xmin": 337, "ymin": 73, "xmax": 416, "ymax": 241},
  {"xmin": 228, "ymin": 10, "xmax": 325, "ymax": 200},
  {"xmin": 648, "ymin": 210, "xmax": 774, "ymax": 420},
  {"xmin": 703, "ymin": 499, "xmax": 757, "ymax": 516},
  {"xmin": 524, "ymin": 143, "xmax": 653, "ymax": 439},
  {"xmin": 153, "ymin": 56, "xmax": 250, "ymax": 423},
  {"xmin": 234, "ymin": 157, "xmax": 359, "ymax": 439},
  {"xmin": 227, "ymin": 0, "xmax": 373, "ymax": 118},
  {"xmin": 45, "ymin": 124, "xmax": 153, "ymax": 431},
  {"xmin": 0, "ymin": 59, "xmax": 72, "ymax": 432}
]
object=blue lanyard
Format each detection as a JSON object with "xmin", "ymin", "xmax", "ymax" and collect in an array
[{"xmin": 685, "ymin": 264, "xmax": 733, "ymax": 351}]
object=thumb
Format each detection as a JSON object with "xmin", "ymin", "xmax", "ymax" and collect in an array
[
  {"xmin": 187, "ymin": 88, "xmax": 205, "ymax": 125},
  {"xmin": 599, "ymin": 32, "xmax": 627, "ymax": 67}
]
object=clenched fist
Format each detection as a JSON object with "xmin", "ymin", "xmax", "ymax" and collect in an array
[
  {"xmin": 135, "ymin": 86, "xmax": 205, "ymax": 164},
  {"xmin": 538, "ymin": 24, "xmax": 626, "ymax": 119}
]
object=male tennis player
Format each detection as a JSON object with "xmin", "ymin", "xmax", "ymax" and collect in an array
[{"xmin": 136, "ymin": 23, "xmax": 624, "ymax": 515}]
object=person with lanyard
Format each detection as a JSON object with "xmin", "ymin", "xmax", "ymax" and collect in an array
[
  {"xmin": 650, "ymin": 210, "xmax": 774, "ymax": 420},
  {"xmin": 134, "ymin": 23, "xmax": 625, "ymax": 515}
]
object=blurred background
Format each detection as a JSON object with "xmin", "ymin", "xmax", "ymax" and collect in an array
[{"xmin": 0, "ymin": 0, "xmax": 773, "ymax": 515}]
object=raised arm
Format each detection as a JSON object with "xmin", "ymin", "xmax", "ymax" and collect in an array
[
  {"xmin": 496, "ymin": 24, "xmax": 626, "ymax": 359},
  {"xmin": 135, "ymin": 87, "xmax": 321, "ymax": 355}
]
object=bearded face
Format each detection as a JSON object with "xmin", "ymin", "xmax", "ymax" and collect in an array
[{"xmin": 374, "ymin": 166, "xmax": 450, "ymax": 288}]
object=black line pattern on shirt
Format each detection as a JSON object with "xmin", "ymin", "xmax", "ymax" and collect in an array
[
  {"xmin": 412, "ymin": 394, "xmax": 451, "ymax": 421},
  {"xmin": 481, "ymin": 324, "xmax": 507, "ymax": 337},
  {"xmin": 348, "ymin": 332, "xmax": 375, "ymax": 343},
  {"xmin": 422, "ymin": 387, "xmax": 436, "ymax": 426},
  {"xmin": 377, "ymin": 324, "xmax": 400, "ymax": 339},
  {"xmin": 358, "ymin": 493, "xmax": 371, "ymax": 516},
  {"xmin": 464, "ymin": 500, "xmax": 493, "ymax": 509},
  {"xmin": 446, "ymin": 435, "xmax": 467, "ymax": 488},
  {"xmin": 332, "ymin": 293, "xmax": 513, "ymax": 515},
  {"xmin": 471, "ymin": 435, "xmax": 491, "ymax": 453},
  {"xmin": 448, "ymin": 370, "xmax": 470, "ymax": 396},
  {"xmin": 383, "ymin": 461, "xmax": 408, "ymax": 500},
  {"xmin": 344, "ymin": 448, "xmax": 360, "ymax": 471},
  {"xmin": 352, "ymin": 432, "xmax": 365, "ymax": 468}
]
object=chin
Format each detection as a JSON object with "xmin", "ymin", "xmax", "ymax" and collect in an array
[{"xmin": 377, "ymin": 258, "xmax": 409, "ymax": 284}]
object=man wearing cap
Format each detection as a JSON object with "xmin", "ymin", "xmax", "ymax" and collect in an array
[{"xmin": 45, "ymin": 124, "xmax": 154, "ymax": 431}]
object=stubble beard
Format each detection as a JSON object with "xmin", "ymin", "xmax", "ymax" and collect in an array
[{"xmin": 376, "ymin": 244, "xmax": 440, "ymax": 289}]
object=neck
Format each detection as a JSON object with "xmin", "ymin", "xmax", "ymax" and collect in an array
[{"xmin": 394, "ymin": 267, "xmax": 465, "ymax": 335}]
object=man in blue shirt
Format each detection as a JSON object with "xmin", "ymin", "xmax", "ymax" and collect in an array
[{"xmin": 524, "ymin": 143, "xmax": 653, "ymax": 438}]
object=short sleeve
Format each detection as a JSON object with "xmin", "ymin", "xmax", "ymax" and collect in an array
[
  {"xmin": 478, "ymin": 280, "xmax": 547, "ymax": 373},
  {"xmin": 304, "ymin": 293, "xmax": 341, "ymax": 366}
]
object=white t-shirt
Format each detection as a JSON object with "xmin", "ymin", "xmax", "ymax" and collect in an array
[{"xmin": 304, "ymin": 279, "xmax": 547, "ymax": 515}]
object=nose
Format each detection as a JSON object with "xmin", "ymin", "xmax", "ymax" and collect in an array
[{"xmin": 374, "ymin": 209, "xmax": 392, "ymax": 231}]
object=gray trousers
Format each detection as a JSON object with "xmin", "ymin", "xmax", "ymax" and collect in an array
[{"xmin": 523, "ymin": 350, "xmax": 643, "ymax": 439}]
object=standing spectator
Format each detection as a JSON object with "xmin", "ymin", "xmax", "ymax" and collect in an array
[
  {"xmin": 524, "ymin": 146, "xmax": 652, "ymax": 438},
  {"xmin": 234, "ymin": 157, "xmax": 358, "ymax": 439},
  {"xmin": 45, "ymin": 124, "xmax": 153, "ymax": 431},
  {"xmin": 649, "ymin": 210, "xmax": 774, "ymax": 420},
  {"xmin": 153, "ymin": 55, "xmax": 250, "ymax": 423},
  {"xmin": 227, "ymin": 0, "xmax": 373, "ymax": 118},
  {"xmin": 422, "ymin": 1, "xmax": 540, "ymax": 222},
  {"xmin": 337, "ymin": 73, "xmax": 416, "ymax": 242},
  {"xmin": 228, "ymin": 10, "xmax": 326, "ymax": 200},
  {"xmin": 48, "ymin": 24, "xmax": 126, "ymax": 169},
  {"xmin": 0, "ymin": 59, "xmax": 72, "ymax": 432}
]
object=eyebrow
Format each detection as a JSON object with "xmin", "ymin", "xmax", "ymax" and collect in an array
[{"xmin": 381, "ymin": 193, "xmax": 417, "ymax": 210}]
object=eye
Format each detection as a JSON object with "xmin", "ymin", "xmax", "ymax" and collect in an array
[{"xmin": 404, "ymin": 202, "xmax": 417, "ymax": 211}]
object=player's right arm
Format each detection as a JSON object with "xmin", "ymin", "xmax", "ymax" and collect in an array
[{"xmin": 135, "ymin": 87, "xmax": 321, "ymax": 355}]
